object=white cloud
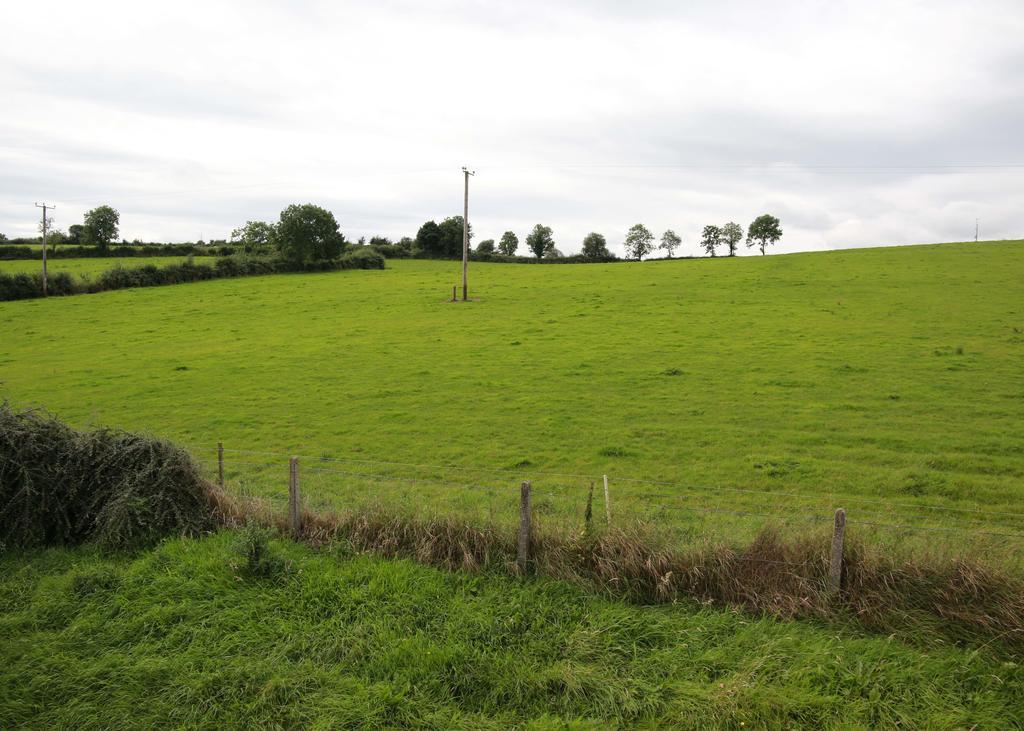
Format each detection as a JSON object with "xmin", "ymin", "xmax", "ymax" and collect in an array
[{"xmin": 1, "ymin": 0, "xmax": 1022, "ymax": 254}]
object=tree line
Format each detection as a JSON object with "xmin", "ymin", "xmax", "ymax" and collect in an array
[
  {"xmin": 620, "ymin": 214, "xmax": 782, "ymax": 260},
  {"xmin": 7, "ymin": 203, "xmax": 783, "ymax": 263},
  {"xmin": 400, "ymin": 214, "xmax": 782, "ymax": 261}
]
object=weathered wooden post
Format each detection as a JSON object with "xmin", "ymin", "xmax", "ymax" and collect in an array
[
  {"xmin": 603, "ymin": 474, "xmax": 611, "ymax": 526},
  {"xmin": 517, "ymin": 481, "xmax": 532, "ymax": 573},
  {"xmin": 289, "ymin": 457, "xmax": 302, "ymax": 536},
  {"xmin": 217, "ymin": 441, "xmax": 224, "ymax": 490},
  {"xmin": 829, "ymin": 508, "xmax": 846, "ymax": 593}
]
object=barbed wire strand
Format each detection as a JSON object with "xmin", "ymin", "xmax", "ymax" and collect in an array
[
  {"xmin": 203, "ymin": 447, "xmax": 1024, "ymax": 539},
  {"xmin": 208, "ymin": 446, "xmax": 1024, "ymax": 521}
]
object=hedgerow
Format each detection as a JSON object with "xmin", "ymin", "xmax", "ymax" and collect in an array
[
  {"xmin": 0, "ymin": 250, "xmax": 385, "ymax": 301},
  {"xmin": 0, "ymin": 243, "xmax": 234, "ymax": 261}
]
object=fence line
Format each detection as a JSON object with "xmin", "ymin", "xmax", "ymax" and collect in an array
[
  {"xmin": 204, "ymin": 443, "xmax": 1024, "ymax": 545},
  {"xmin": 216, "ymin": 465, "xmax": 1021, "ymax": 536},
  {"xmin": 208, "ymin": 445, "xmax": 1024, "ymax": 522}
]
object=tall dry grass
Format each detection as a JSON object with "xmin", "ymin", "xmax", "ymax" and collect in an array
[{"xmin": 210, "ymin": 489, "xmax": 1024, "ymax": 650}]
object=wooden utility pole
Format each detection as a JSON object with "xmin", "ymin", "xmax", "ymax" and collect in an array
[
  {"xmin": 461, "ymin": 166, "xmax": 474, "ymax": 301},
  {"xmin": 35, "ymin": 202, "xmax": 54, "ymax": 296}
]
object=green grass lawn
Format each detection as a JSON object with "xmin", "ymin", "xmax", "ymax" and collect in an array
[
  {"xmin": 0, "ymin": 256, "xmax": 193, "ymax": 278},
  {"xmin": 1, "ymin": 241, "xmax": 1023, "ymax": 554},
  {"xmin": 2, "ymin": 531, "xmax": 1021, "ymax": 729}
]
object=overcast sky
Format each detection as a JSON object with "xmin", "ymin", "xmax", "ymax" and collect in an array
[{"xmin": 2, "ymin": 0, "xmax": 1022, "ymax": 256}]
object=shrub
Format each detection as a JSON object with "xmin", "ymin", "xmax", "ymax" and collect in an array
[
  {"xmin": 0, "ymin": 404, "xmax": 217, "ymax": 551},
  {"xmin": 0, "ymin": 273, "xmax": 40, "ymax": 300},
  {"xmin": 231, "ymin": 523, "xmax": 292, "ymax": 582},
  {"xmin": 338, "ymin": 247, "xmax": 385, "ymax": 270},
  {"xmin": 370, "ymin": 242, "xmax": 413, "ymax": 259},
  {"xmin": 0, "ymin": 271, "xmax": 76, "ymax": 300},
  {"xmin": 48, "ymin": 272, "xmax": 76, "ymax": 296}
]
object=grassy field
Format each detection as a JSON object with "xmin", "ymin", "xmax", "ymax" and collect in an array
[
  {"xmin": 1, "ymin": 241, "xmax": 1023, "ymax": 552},
  {"xmin": 2, "ymin": 531, "xmax": 1021, "ymax": 729},
  {"xmin": 3, "ymin": 241, "xmax": 1024, "ymax": 726},
  {"xmin": 0, "ymin": 256, "xmax": 192, "ymax": 278}
]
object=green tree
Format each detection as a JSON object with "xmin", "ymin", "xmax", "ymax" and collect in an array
[
  {"xmin": 476, "ymin": 238, "xmax": 495, "ymax": 254},
  {"xmin": 659, "ymin": 229, "xmax": 681, "ymax": 258},
  {"xmin": 83, "ymin": 205, "xmax": 120, "ymax": 251},
  {"xmin": 46, "ymin": 228, "xmax": 67, "ymax": 252},
  {"xmin": 66, "ymin": 225, "xmax": 84, "ymax": 245},
  {"xmin": 0, "ymin": 233, "xmax": 7, "ymax": 243},
  {"xmin": 368, "ymin": 235, "xmax": 391, "ymax": 247},
  {"xmin": 276, "ymin": 204, "xmax": 346, "ymax": 264},
  {"xmin": 525, "ymin": 224, "xmax": 555, "ymax": 258},
  {"xmin": 721, "ymin": 222, "xmax": 744, "ymax": 257},
  {"xmin": 498, "ymin": 230, "xmax": 519, "ymax": 256},
  {"xmin": 415, "ymin": 220, "xmax": 442, "ymax": 256},
  {"xmin": 581, "ymin": 232, "xmax": 610, "ymax": 258},
  {"xmin": 700, "ymin": 225, "xmax": 721, "ymax": 257},
  {"xmin": 437, "ymin": 216, "xmax": 471, "ymax": 258},
  {"xmin": 230, "ymin": 220, "xmax": 277, "ymax": 253},
  {"xmin": 746, "ymin": 214, "xmax": 782, "ymax": 255},
  {"xmin": 624, "ymin": 223, "xmax": 654, "ymax": 260}
]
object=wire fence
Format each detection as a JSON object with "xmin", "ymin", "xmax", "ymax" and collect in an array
[{"xmin": 191, "ymin": 442, "xmax": 1024, "ymax": 566}]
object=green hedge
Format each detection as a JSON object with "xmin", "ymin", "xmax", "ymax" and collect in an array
[
  {"xmin": 0, "ymin": 243, "xmax": 237, "ymax": 261},
  {"xmin": 0, "ymin": 250, "xmax": 385, "ymax": 302}
]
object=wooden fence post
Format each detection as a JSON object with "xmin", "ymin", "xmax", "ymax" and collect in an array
[
  {"xmin": 217, "ymin": 441, "xmax": 224, "ymax": 490},
  {"xmin": 517, "ymin": 480, "xmax": 532, "ymax": 573},
  {"xmin": 289, "ymin": 457, "xmax": 302, "ymax": 536},
  {"xmin": 829, "ymin": 508, "xmax": 845, "ymax": 593},
  {"xmin": 603, "ymin": 474, "xmax": 611, "ymax": 526}
]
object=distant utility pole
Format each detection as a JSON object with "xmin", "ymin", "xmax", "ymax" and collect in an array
[
  {"xmin": 35, "ymin": 202, "xmax": 54, "ymax": 296},
  {"xmin": 975, "ymin": 218, "xmax": 979, "ymax": 243},
  {"xmin": 461, "ymin": 166, "xmax": 475, "ymax": 301}
]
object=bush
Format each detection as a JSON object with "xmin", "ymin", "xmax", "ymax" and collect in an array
[
  {"xmin": 369, "ymin": 242, "xmax": 413, "ymax": 259},
  {"xmin": 0, "ymin": 271, "xmax": 76, "ymax": 300},
  {"xmin": 231, "ymin": 523, "xmax": 292, "ymax": 582},
  {"xmin": 0, "ymin": 404, "xmax": 217, "ymax": 551},
  {"xmin": 338, "ymin": 247, "xmax": 386, "ymax": 270},
  {"xmin": 0, "ymin": 273, "xmax": 39, "ymax": 300}
]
